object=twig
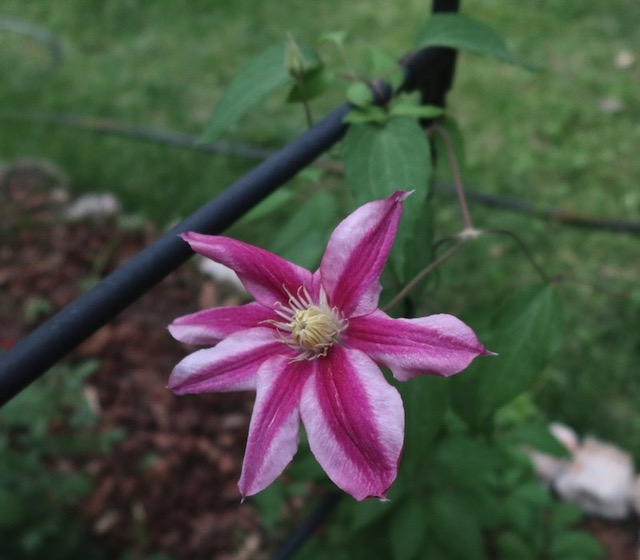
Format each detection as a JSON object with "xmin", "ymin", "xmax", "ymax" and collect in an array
[
  {"xmin": 429, "ymin": 123, "xmax": 474, "ymax": 232},
  {"xmin": 383, "ymin": 238, "xmax": 467, "ymax": 311}
]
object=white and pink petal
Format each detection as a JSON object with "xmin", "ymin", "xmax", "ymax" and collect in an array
[
  {"xmin": 344, "ymin": 310, "xmax": 488, "ymax": 381},
  {"xmin": 300, "ymin": 346, "xmax": 404, "ymax": 501},
  {"xmin": 319, "ymin": 191, "xmax": 409, "ymax": 318},
  {"xmin": 181, "ymin": 233, "xmax": 313, "ymax": 308},
  {"xmin": 168, "ymin": 327, "xmax": 286, "ymax": 394},
  {"xmin": 239, "ymin": 357, "xmax": 308, "ymax": 497},
  {"xmin": 168, "ymin": 302, "xmax": 274, "ymax": 345}
]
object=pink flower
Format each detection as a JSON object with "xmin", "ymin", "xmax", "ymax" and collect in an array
[{"xmin": 168, "ymin": 191, "xmax": 488, "ymax": 500}]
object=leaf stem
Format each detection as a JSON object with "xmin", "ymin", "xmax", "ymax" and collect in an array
[
  {"xmin": 383, "ymin": 239, "xmax": 467, "ymax": 311},
  {"xmin": 429, "ymin": 123, "xmax": 474, "ymax": 232}
]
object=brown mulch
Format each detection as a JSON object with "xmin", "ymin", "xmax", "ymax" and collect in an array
[
  {"xmin": 1, "ymin": 159, "xmax": 638, "ymax": 560},
  {"xmin": 0, "ymin": 160, "xmax": 268, "ymax": 560}
]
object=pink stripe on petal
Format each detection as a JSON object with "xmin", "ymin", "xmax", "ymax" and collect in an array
[
  {"xmin": 182, "ymin": 233, "xmax": 313, "ymax": 308},
  {"xmin": 168, "ymin": 327, "xmax": 286, "ymax": 394},
  {"xmin": 239, "ymin": 357, "xmax": 309, "ymax": 497},
  {"xmin": 320, "ymin": 192, "xmax": 409, "ymax": 318},
  {"xmin": 300, "ymin": 346, "xmax": 404, "ymax": 501},
  {"xmin": 344, "ymin": 310, "xmax": 489, "ymax": 381},
  {"xmin": 168, "ymin": 302, "xmax": 274, "ymax": 345}
]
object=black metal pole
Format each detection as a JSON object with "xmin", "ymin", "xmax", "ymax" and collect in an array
[
  {"xmin": 0, "ymin": 103, "xmax": 350, "ymax": 406},
  {"xmin": 0, "ymin": 3, "xmax": 460, "ymax": 407}
]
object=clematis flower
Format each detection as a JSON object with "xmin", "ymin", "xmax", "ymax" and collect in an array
[{"xmin": 168, "ymin": 191, "xmax": 488, "ymax": 501}]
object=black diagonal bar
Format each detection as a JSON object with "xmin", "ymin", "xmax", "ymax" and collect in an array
[
  {"xmin": 0, "ymin": 103, "xmax": 349, "ymax": 406},
  {"xmin": 0, "ymin": 8, "xmax": 459, "ymax": 407}
]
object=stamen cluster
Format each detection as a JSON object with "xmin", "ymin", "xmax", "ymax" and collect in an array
[{"xmin": 270, "ymin": 286, "xmax": 347, "ymax": 360}]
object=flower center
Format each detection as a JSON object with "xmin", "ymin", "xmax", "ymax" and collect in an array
[
  {"xmin": 290, "ymin": 306, "xmax": 343, "ymax": 352},
  {"xmin": 269, "ymin": 286, "xmax": 347, "ymax": 360}
]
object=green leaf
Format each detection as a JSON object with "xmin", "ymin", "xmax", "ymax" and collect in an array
[
  {"xmin": 320, "ymin": 30, "xmax": 349, "ymax": 48},
  {"xmin": 496, "ymin": 531, "xmax": 538, "ymax": 560},
  {"xmin": 343, "ymin": 117, "xmax": 432, "ymax": 282},
  {"xmin": 511, "ymin": 481, "xmax": 554, "ymax": 509},
  {"xmin": 390, "ymin": 103, "xmax": 444, "ymax": 119},
  {"xmin": 286, "ymin": 66, "xmax": 332, "ymax": 102},
  {"xmin": 343, "ymin": 106, "xmax": 388, "ymax": 125},
  {"xmin": 506, "ymin": 422, "xmax": 571, "ymax": 458},
  {"xmin": 200, "ymin": 40, "xmax": 321, "ymax": 143},
  {"xmin": 0, "ymin": 486, "xmax": 25, "ymax": 526},
  {"xmin": 549, "ymin": 530, "xmax": 604, "ymax": 559},
  {"xmin": 420, "ymin": 539, "xmax": 449, "ymax": 560},
  {"xmin": 368, "ymin": 46, "xmax": 404, "ymax": 90},
  {"xmin": 347, "ymin": 474, "xmax": 405, "ymax": 532},
  {"xmin": 452, "ymin": 285, "xmax": 564, "ymax": 428},
  {"xmin": 238, "ymin": 188, "xmax": 294, "ymax": 223},
  {"xmin": 388, "ymin": 498, "xmax": 427, "ymax": 560},
  {"xmin": 399, "ymin": 375, "xmax": 448, "ymax": 474},
  {"xmin": 348, "ymin": 497, "xmax": 394, "ymax": 532},
  {"xmin": 424, "ymin": 490, "xmax": 487, "ymax": 560},
  {"xmin": 269, "ymin": 191, "xmax": 338, "ymax": 270},
  {"xmin": 251, "ymin": 481, "xmax": 285, "ymax": 531},
  {"xmin": 416, "ymin": 13, "xmax": 535, "ymax": 69},
  {"xmin": 433, "ymin": 436, "xmax": 502, "ymax": 487},
  {"xmin": 343, "ymin": 117, "xmax": 430, "ymax": 201},
  {"xmin": 346, "ymin": 82, "xmax": 373, "ymax": 108},
  {"xmin": 550, "ymin": 502, "xmax": 583, "ymax": 531}
]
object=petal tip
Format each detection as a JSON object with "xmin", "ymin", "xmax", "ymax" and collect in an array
[{"xmin": 389, "ymin": 190, "xmax": 413, "ymax": 203}]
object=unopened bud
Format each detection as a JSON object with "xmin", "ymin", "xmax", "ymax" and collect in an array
[{"xmin": 285, "ymin": 33, "xmax": 305, "ymax": 78}]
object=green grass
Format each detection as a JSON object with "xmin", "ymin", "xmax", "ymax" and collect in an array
[
  {"xmin": 436, "ymin": 1, "xmax": 640, "ymax": 455},
  {"xmin": 1, "ymin": 0, "xmax": 640, "ymax": 458}
]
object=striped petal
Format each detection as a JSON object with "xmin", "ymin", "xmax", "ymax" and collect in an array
[
  {"xmin": 344, "ymin": 310, "xmax": 488, "ymax": 381},
  {"xmin": 238, "ymin": 356, "xmax": 308, "ymax": 497},
  {"xmin": 168, "ymin": 327, "xmax": 286, "ymax": 394},
  {"xmin": 181, "ymin": 233, "xmax": 313, "ymax": 308},
  {"xmin": 300, "ymin": 346, "xmax": 404, "ymax": 501},
  {"xmin": 319, "ymin": 191, "xmax": 408, "ymax": 318},
  {"xmin": 168, "ymin": 302, "xmax": 274, "ymax": 345}
]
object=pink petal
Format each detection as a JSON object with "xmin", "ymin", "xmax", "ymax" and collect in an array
[
  {"xmin": 239, "ymin": 357, "xmax": 308, "ymax": 497},
  {"xmin": 168, "ymin": 327, "xmax": 287, "ymax": 394},
  {"xmin": 320, "ymin": 191, "xmax": 409, "ymax": 318},
  {"xmin": 181, "ymin": 233, "xmax": 313, "ymax": 308},
  {"xmin": 168, "ymin": 302, "xmax": 274, "ymax": 345},
  {"xmin": 344, "ymin": 310, "xmax": 489, "ymax": 381},
  {"xmin": 300, "ymin": 346, "xmax": 404, "ymax": 500}
]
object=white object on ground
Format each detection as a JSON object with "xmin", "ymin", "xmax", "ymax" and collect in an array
[
  {"xmin": 526, "ymin": 424, "xmax": 637, "ymax": 520},
  {"xmin": 553, "ymin": 436, "xmax": 635, "ymax": 519},
  {"xmin": 65, "ymin": 193, "xmax": 121, "ymax": 220}
]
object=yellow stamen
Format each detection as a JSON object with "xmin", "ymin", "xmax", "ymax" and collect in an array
[{"xmin": 265, "ymin": 286, "xmax": 347, "ymax": 360}]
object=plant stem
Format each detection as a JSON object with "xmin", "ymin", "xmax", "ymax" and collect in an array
[
  {"xmin": 430, "ymin": 123, "xmax": 474, "ymax": 232},
  {"xmin": 383, "ymin": 239, "xmax": 467, "ymax": 311}
]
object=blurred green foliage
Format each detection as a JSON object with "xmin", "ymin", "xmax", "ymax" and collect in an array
[{"xmin": 0, "ymin": 361, "xmax": 120, "ymax": 559}]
